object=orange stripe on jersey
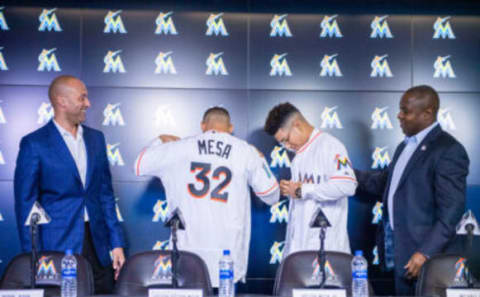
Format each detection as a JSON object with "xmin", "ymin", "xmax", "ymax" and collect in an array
[
  {"xmin": 211, "ymin": 197, "xmax": 228, "ymax": 203},
  {"xmin": 135, "ymin": 147, "xmax": 148, "ymax": 176},
  {"xmin": 330, "ymin": 176, "xmax": 357, "ymax": 182},
  {"xmin": 256, "ymin": 181, "xmax": 279, "ymax": 196},
  {"xmin": 297, "ymin": 132, "xmax": 322, "ymax": 154}
]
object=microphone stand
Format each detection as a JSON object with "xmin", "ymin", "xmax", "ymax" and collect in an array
[
  {"xmin": 30, "ymin": 214, "xmax": 40, "ymax": 289},
  {"xmin": 465, "ymin": 225, "xmax": 474, "ymax": 289},
  {"xmin": 171, "ymin": 219, "xmax": 179, "ymax": 288},
  {"xmin": 318, "ymin": 224, "xmax": 327, "ymax": 288}
]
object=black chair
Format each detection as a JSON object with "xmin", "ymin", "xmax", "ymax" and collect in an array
[
  {"xmin": 416, "ymin": 254, "xmax": 480, "ymax": 297},
  {"xmin": 0, "ymin": 251, "xmax": 94, "ymax": 297},
  {"xmin": 114, "ymin": 250, "xmax": 213, "ymax": 296},
  {"xmin": 273, "ymin": 251, "xmax": 374, "ymax": 297}
]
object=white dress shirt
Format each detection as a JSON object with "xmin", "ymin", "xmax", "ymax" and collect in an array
[{"xmin": 53, "ymin": 120, "xmax": 89, "ymax": 221}]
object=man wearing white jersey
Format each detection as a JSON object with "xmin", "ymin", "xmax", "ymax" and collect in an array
[
  {"xmin": 264, "ymin": 102, "xmax": 357, "ymax": 258},
  {"xmin": 134, "ymin": 107, "xmax": 280, "ymax": 287}
]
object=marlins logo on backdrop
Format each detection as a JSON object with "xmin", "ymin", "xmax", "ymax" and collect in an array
[
  {"xmin": 0, "ymin": 104, "xmax": 6, "ymax": 124},
  {"xmin": 0, "ymin": 211, "xmax": 3, "ymax": 221},
  {"xmin": 103, "ymin": 103, "xmax": 125, "ymax": 126},
  {"xmin": 270, "ymin": 14, "xmax": 292, "ymax": 37},
  {"xmin": 320, "ymin": 54, "xmax": 342, "ymax": 77},
  {"xmin": 270, "ymin": 241, "xmax": 285, "ymax": 264},
  {"xmin": 37, "ymin": 256, "xmax": 58, "ymax": 280},
  {"xmin": 115, "ymin": 197, "xmax": 124, "ymax": 222},
  {"xmin": 270, "ymin": 200, "xmax": 288, "ymax": 223},
  {"xmin": 107, "ymin": 143, "xmax": 125, "ymax": 166},
  {"xmin": 153, "ymin": 240, "xmax": 170, "ymax": 250},
  {"xmin": 371, "ymin": 147, "xmax": 391, "ymax": 169},
  {"xmin": 320, "ymin": 15, "xmax": 342, "ymax": 38},
  {"xmin": 372, "ymin": 201, "xmax": 383, "ymax": 224},
  {"xmin": 37, "ymin": 102, "xmax": 54, "ymax": 124},
  {"xmin": 270, "ymin": 146, "xmax": 291, "ymax": 168},
  {"xmin": 206, "ymin": 52, "xmax": 228, "ymax": 75},
  {"xmin": 155, "ymin": 12, "xmax": 177, "ymax": 35},
  {"xmin": 0, "ymin": 47, "xmax": 7, "ymax": 71},
  {"xmin": 104, "ymin": 50, "xmax": 126, "ymax": 73},
  {"xmin": 0, "ymin": 150, "xmax": 5, "ymax": 165},
  {"xmin": 155, "ymin": 105, "xmax": 176, "ymax": 128},
  {"xmin": 372, "ymin": 246, "xmax": 379, "ymax": 265},
  {"xmin": 38, "ymin": 48, "xmax": 61, "ymax": 72},
  {"xmin": 206, "ymin": 13, "xmax": 228, "ymax": 36},
  {"xmin": 38, "ymin": 8, "xmax": 62, "ymax": 32},
  {"xmin": 270, "ymin": 53, "xmax": 292, "ymax": 76},
  {"xmin": 104, "ymin": 10, "xmax": 127, "ymax": 34},
  {"xmin": 151, "ymin": 255, "xmax": 172, "ymax": 283},
  {"xmin": 433, "ymin": 16, "xmax": 455, "ymax": 39},
  {"xmin": 438, "ymin": 108, "xmax": 456, "ymax": 131},
  {"xmin": 433, "ymin": 55, "xmax": 455, "ymax": 78},
  {"xmin": 371, "ymin": 55, "xmax": 393, "ymax": 78},
  {"xmin": 155, "ymin": 51, "xmax": 176, "ymax": 74},
  {"xmin": 370, "ymin": 15, "xmax": 393, "ymax": 39},
  {"xmin": 320, "ymin": 106, "xmax": 343, "ymax": 129},
  {"xmin": 152, "ymin": 200, "xmax": 169, "ymax": 222},
  {"xmin": 0, "ymin": 7, "xmax": 9, "ymax": 31},
  {"xmin": 371, "ymin": 107, "xmax": 393, "ymax": 130}
]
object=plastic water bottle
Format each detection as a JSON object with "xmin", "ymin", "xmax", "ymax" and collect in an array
[
  {"xmin": 61, "ymin": 249, "xmax": 77, "ymax": 297},
  {"xmin": 352, "ymin": 250, "xmax": 369, "ymax": 297},
  {"xmin": 219, "ymin": 249, "xmax": 234, "ymax": 297}
]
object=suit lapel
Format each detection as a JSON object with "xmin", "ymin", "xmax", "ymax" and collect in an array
[
  {"xmin": 396, "ymin": 125, "xmax": 442, "ymax": 190},
  {"xmin": 47, "ymin": 121, "xmax": 82, "ymax": 185},
  {"xmin": 83, "ymin": 127, "xmax": 96, "ymax": 190}
]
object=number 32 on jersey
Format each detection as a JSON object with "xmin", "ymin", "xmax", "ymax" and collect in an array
[{"xmin": 188, "ymin": 162, "xmax": 232, "ymax": 202}]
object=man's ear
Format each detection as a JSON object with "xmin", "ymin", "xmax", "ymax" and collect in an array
[
  {"xmin": 228, "ymin": 123, "xmax": 234, "ymax": 134},
  {"xmin": 201, "ymin": 122, "xmax": 207, "ymax": 132}
]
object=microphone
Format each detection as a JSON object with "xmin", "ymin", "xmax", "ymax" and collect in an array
[
  {"xmin": 456, "ymin": 210, "xmax": 480, "ymax": 236},
  {"xmin": 164, "ymin": 208, "xmax": 186, "ymax": 230},
  {"xmin": 25, "ymin": 201, "xmax": 51, "ymax": 226},
  {"xmin": 310, "ymin": 207, "xmax": 331, "ymax": 228}
]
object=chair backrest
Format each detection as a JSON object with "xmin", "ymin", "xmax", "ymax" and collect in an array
[
  {"xmin": 115, "ymin": 250, "xmax": 213, "ymax": 296},
  {"xmin": 0, "ymin": 251, "xmax": 94, "ymax": 297},
  {"xmin": 416, "ymin": 254, "xmax": 480, "ymax": 297},
  {"xmin": 273, "ymin": 250, "xmax": 374, "ymax": 297}
]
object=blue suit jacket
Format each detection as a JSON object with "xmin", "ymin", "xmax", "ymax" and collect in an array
[
  {"xmin": 14, "ymin": 120, "xmax": 125, "ymax": 267},
  {"xmin": 355, "ymin": 125, "xmax": 469, "ymax": 274}
]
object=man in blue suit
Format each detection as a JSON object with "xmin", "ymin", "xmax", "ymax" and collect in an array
[
  {"xmin": 14, "ymin": 75, "xmax": 126, "ymax": 293},
  {"xmin": 355, "ymin": 85, "xmax": 469, "ymax": 295}
]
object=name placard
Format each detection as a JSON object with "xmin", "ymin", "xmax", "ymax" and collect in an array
[
  {"xmin": 293, "ymin": 288, "xmax": 347, "ymax": 297},
  {"xmin": 447, "ymin": 288, "xmax": 480, "ymax": 297},
  {"xmin": 0, "ymin": 289, "xmax": 44, "ymax": 297},
  {"xmin": 149, "ymin": 288, "xmax": 203, "ymax": 297}
]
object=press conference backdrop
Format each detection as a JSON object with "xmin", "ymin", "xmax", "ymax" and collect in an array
[{"xmin": 0, "ymin": 7, "xmax": 479, "ymax": 292}]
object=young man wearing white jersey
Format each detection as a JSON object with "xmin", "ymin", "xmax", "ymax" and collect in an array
[
  {"xmin": 264, "ymin": 102, "xmax": 357, "ymax": 258},
  {"xmin": 134, "ymin": 107, "xmax": 280, "ymax": 287}
]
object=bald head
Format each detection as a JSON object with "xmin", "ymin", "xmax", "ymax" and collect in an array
[
  {"xmin": 201, "ymin": 107, "xmax": 233, "ymax": 133},
  {"xmin": 48, "ymin": 75, "xmax": 82, "ymax": 107}
]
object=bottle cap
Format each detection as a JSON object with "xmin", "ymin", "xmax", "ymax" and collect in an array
[
  {"xmin": 223, "ymin": 249, "xmax": 230, "ymax": 256},
  {"xmin": 354, "ymin": 250, "xmax": 363, "ymax": 257},
  {"xmin": 66, "ymin": 249, "xmax": 73, "ymax": 255}
]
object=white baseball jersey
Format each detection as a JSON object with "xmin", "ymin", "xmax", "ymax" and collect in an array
[
  {"xmin": 135, "ymin": 130, "xmax": 279, "ymax": 287},
  {"xmin": 283, "ymin": 128, "xmax": 357, "ymax": 258}
]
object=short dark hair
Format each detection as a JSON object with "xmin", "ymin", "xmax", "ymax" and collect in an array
[
  {"xmin": 202, "ymin": 106, "xmax": 230, "ymax": 122},
  {"xmin": 264, "ymin": 102, "xmax": 299, "ymax": 136},
  {"xmin": 405, "ymin": 85, "xmax": 440, "ymax": 116}
]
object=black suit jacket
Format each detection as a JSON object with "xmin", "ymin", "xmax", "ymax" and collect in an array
[{"xmin": 356, "ymin": 125, "xmax": 469, "ymax": 274}]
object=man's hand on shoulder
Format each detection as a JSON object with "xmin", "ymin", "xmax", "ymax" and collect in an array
[
  {"xmin": 112, "ymin": 247, "xmax": 125, "ymax": 280},
  {"xmin": 159, "ymin": 134, "xmax": 180, "ymax": 143}
]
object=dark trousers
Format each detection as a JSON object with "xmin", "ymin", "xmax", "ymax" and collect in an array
[{"xmin": 82, "ymin": 223, "xmax": 115, "ymax": 294}]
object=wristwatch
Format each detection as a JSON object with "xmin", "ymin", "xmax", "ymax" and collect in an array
[{"xmin": 295, "ymin": 186, "xmax": 302, "ymax": 199}]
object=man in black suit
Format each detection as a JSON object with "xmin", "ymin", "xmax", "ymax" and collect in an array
[{"xmin": 355, "ymin": 85, "xmax": 469, "ymax": 295}]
